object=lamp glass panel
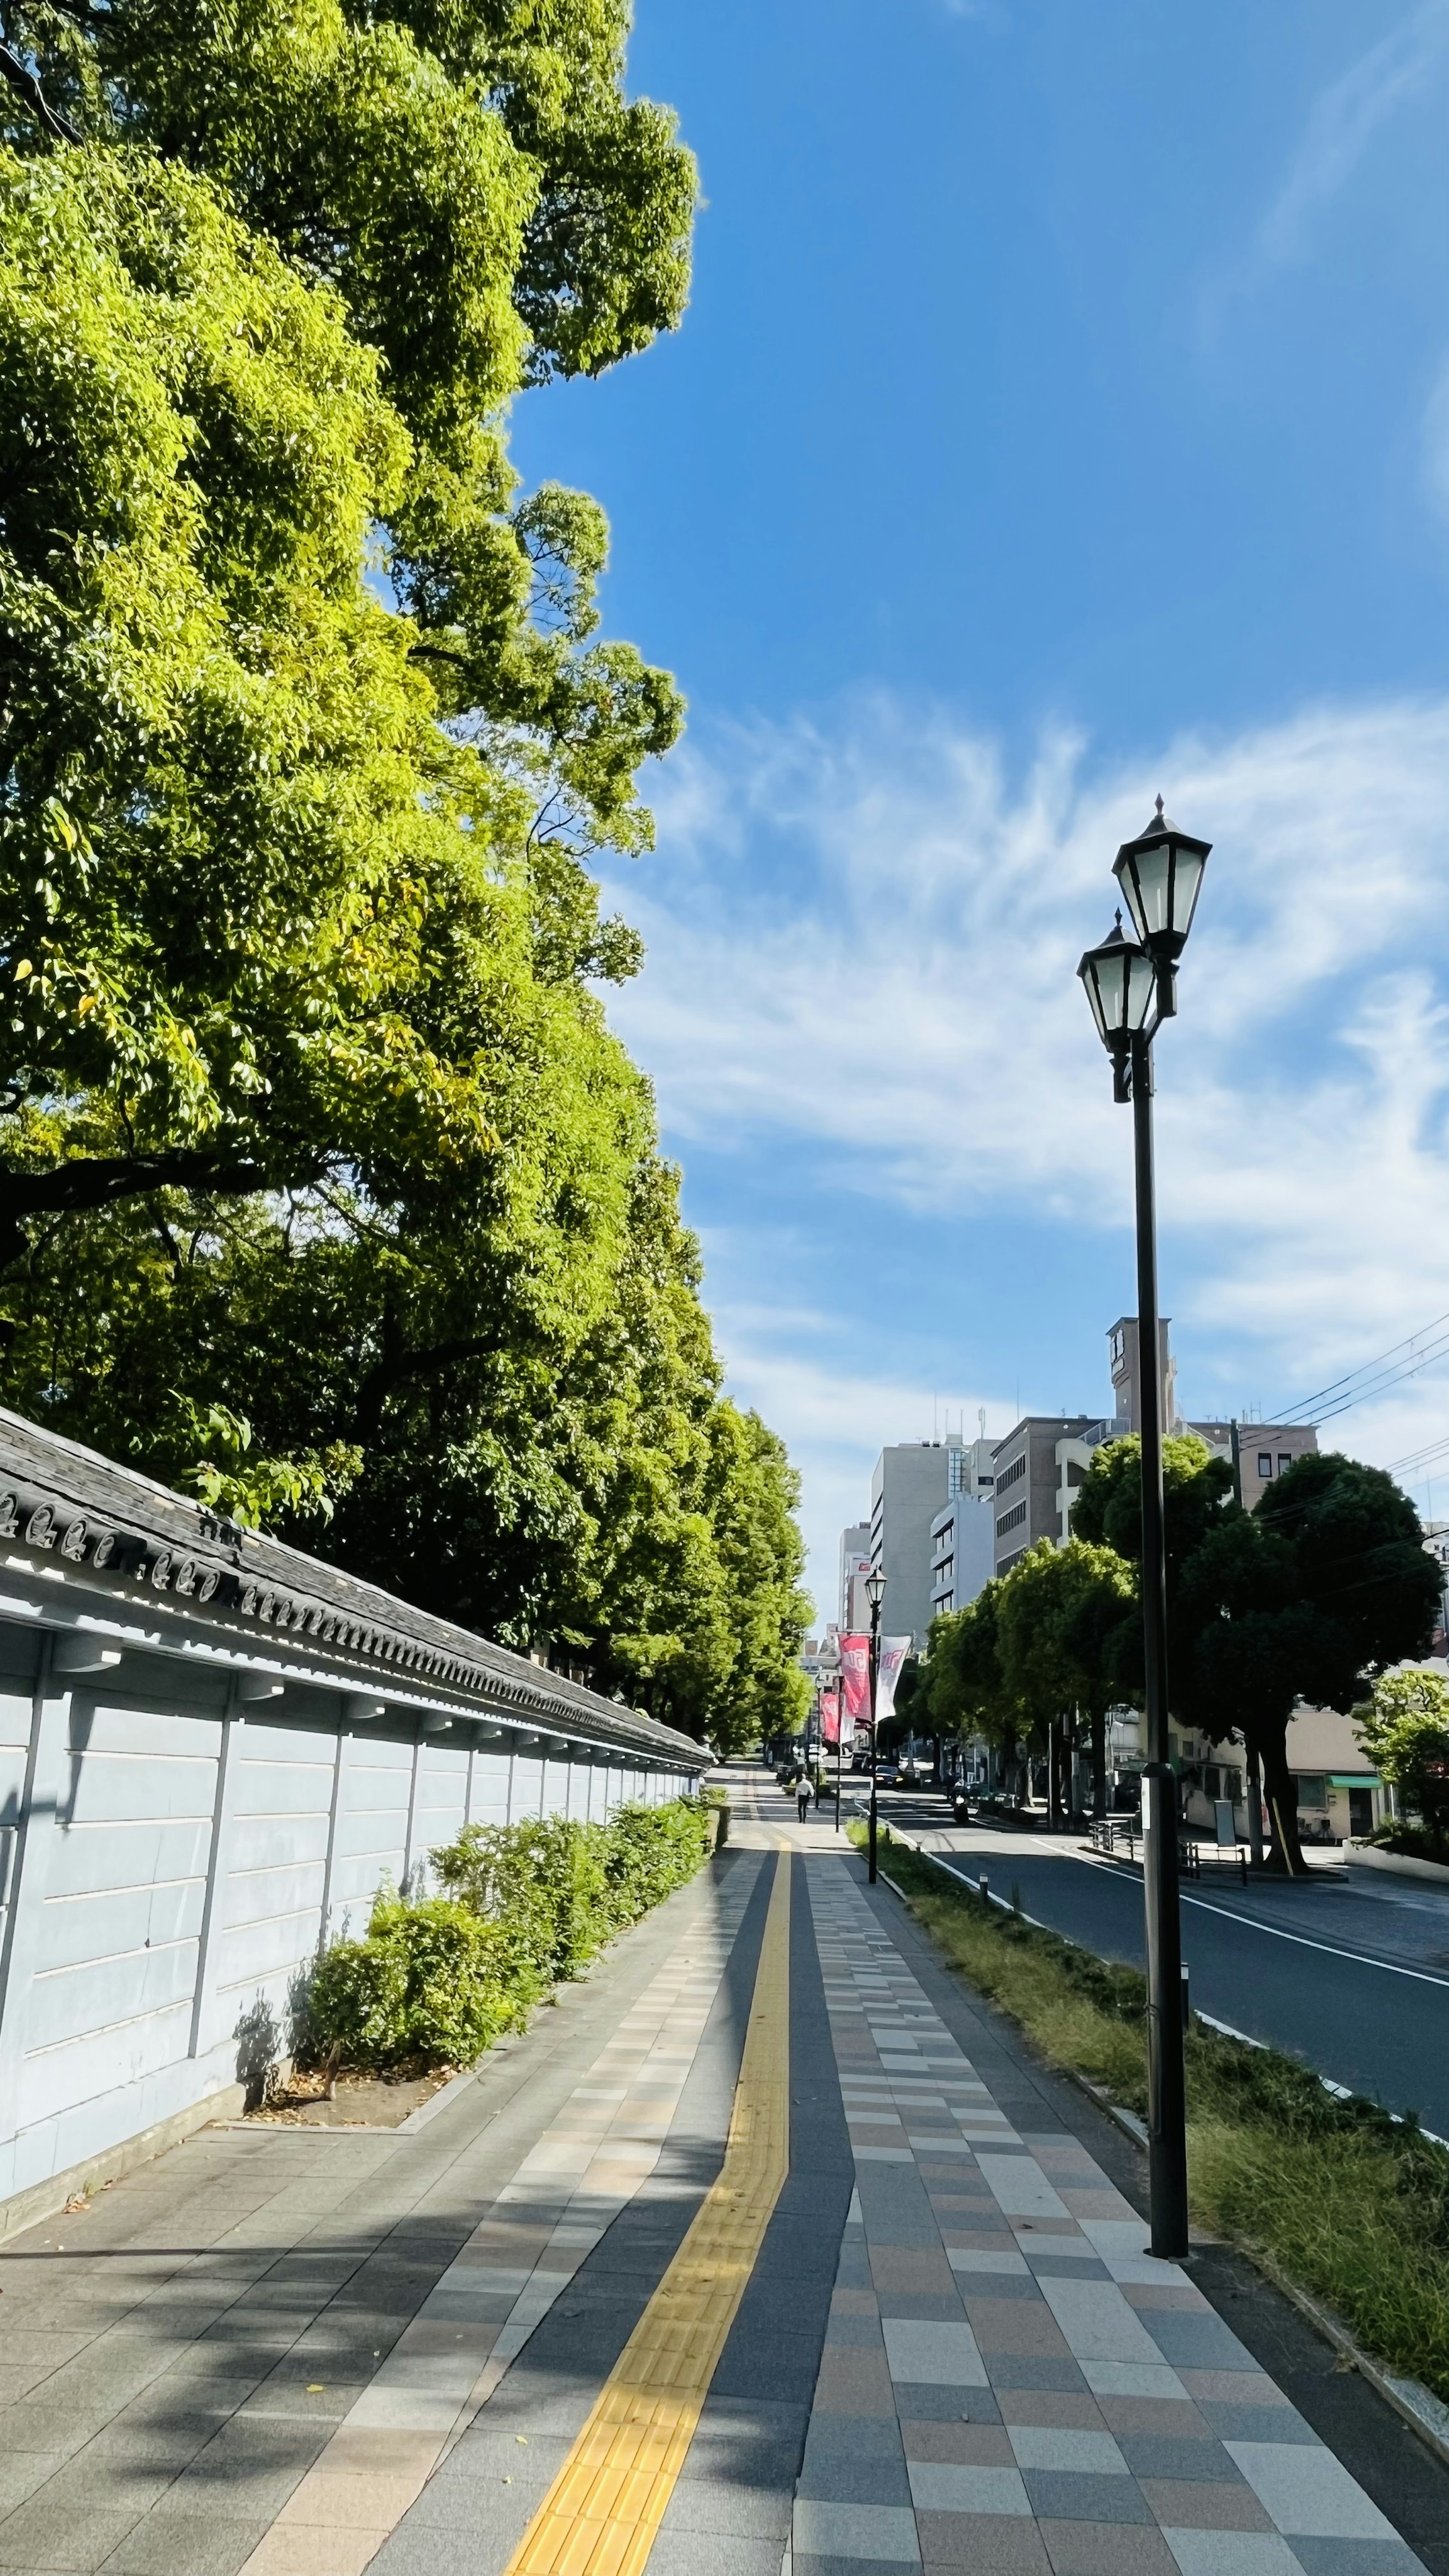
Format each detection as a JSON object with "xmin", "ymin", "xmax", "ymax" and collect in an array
[
  {"xmin": 1123, "ymin": 945, "xmax": 1158, "ymax": 1031},
  {"xmin": 1079, "ymin": 958, "xmax": 1112, "ymax": 1043},
  {"xmin": 1171, "ymin": 844, "xmax": 1206, "ymax": 937},
  {"xmin": 1118, "ymin": 840, "xmax": 1173, "ymax": 939},
  {"xmin": 1083, "ymin": 938, "xmax": 1152, "ymax": 1037}
]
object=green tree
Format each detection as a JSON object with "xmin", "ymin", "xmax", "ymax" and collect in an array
[
  {"xmin": 1177, "ymin": 1455, "xmax": 1439, "ymax": 1872},
  {"xmin": 1355, "ymin": 1668, "xmax": 1449, "ymax": 1858},
  {"xmin": 995, "ymin": 1539, "xmax": 1136, "ymax": 1818},
  {"xmin": 924, "ymin": 1581, "xmax": 1026, "ymax": 1790},
  {"xmin": 0, "ymin": 4, "xmax": 810, "ymax": 1730}
]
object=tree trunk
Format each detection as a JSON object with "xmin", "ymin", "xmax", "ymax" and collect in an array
[
  {"xmin": 1091, "ymin": 1704, "xmax": 1108, "ymax": 1818},
  {"xmin": 1252, "ymin": 1721, "xmax": 1305, "ymax": 1875}
]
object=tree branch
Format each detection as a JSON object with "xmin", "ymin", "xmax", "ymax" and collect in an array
[
  {"xmin": 354, "ymin": 1322, "xmax": 500, "ymax": 1443},
  {"xmin": 0, "ymin": 1149, "xmax": 312, "ymax": 1270},
  {"xmin": 0, "ymin": 39, "xmax": 80, "ymax": 141}
]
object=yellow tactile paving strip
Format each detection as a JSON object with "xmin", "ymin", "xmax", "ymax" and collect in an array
[
  {"xmin": 504, "ymin": 1850, "xmax": 792, "ymax": 2576},
  {"xmin": 234, "ymin": 1864, "xmax": 758, "ymax": 2576}
]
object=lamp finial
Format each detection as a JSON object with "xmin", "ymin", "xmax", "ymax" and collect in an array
[{"xmin": 1154, "ymin": 793, "xmax": 1164, "ymax": 821}]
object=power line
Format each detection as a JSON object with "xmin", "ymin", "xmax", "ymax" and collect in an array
[
  {"xmin": 1267, "ymin": 1308, "xmax": 1449, "ymax": 1429},
  {"xmin": 1386, "ymin": 1430, "xmax": 1449, "ymax": 1478}
]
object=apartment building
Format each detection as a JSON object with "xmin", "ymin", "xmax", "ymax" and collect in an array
[{"xmin": 1107, "ymin": 1315, "xmax": 1319, "ymax": 1510}]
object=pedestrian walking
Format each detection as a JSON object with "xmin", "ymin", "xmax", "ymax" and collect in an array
[{"xmin": 796, "ymin": 1773, "xmax": 812, "ymax": 1824}]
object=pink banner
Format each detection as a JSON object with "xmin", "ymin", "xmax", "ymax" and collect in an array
[
  {"xmin": 820, "ymin": 1684, "xmax": 840, "ymax": 1746},
  {"xmin": 840, "ymin": 1634, "xmax": 871, "ymax": 1733}
]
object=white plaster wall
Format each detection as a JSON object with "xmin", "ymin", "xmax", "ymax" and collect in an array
[{"xmin": 0, "ymin": 1624, "xmax": 696, "ymax": 2212}]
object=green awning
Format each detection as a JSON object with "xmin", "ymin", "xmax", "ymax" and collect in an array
[{"xmin": 1327, "ymin": 1774, "xmax": 1380, "ymax": 1787}]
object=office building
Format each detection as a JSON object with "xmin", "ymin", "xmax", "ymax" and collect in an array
[
  {"xmin": 991, "ymin": 1415, "xmax": 1118, "ymax": 1575},
  {"xmin": 929, "ymin": 1492, "xmax": 995, "ymax": 1621},
  {"xmin": 868, "ymin": 1436, "xmax": 966, "ymax": 1650}
]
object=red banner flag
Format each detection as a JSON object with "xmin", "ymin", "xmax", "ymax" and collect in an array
[
  {"xmin": 820, "ymin": 1684, "xmax": 841, "ymax": 1746},
  {"xmin": 840, "ymin": 1633, "xmax": 871, "ymax": 1735}
]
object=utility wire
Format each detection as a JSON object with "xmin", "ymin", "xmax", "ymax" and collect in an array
[{"xmin": 1265, "ymin": 1308, "xmax": 1449, "ymax": 1429}]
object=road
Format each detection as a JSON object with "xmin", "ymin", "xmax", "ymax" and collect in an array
[{"xmin": 809, "ymin": 1776, "xmax": 1449, "ymax": 2138}]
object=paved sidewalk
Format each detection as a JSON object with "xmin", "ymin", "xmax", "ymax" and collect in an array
[
  {"xmin": 0, "ymin": 1856, "xmax": 760, "ymax": 2575},
  {"xmin": 795, "ymin": 1862, "xmax": 1431, "ymax": 2576},
  {"xmin": 0, "ymin": 1787, "xmax": 1444, "ymax": 2576}
]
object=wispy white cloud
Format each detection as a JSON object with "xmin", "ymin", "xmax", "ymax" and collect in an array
[
  {"xmin": 1260, "ymin": 0, "xmax": 1449, "ymax": 264},
  {"xmin": 605, "ymin": 692, "xmax": 1449, "ymax": 1607}
]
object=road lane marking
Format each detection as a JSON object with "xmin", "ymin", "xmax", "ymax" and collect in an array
[
  {"xmin": 504, "ymin": 1849, "xmax": 793, "ymax": 2576},
  {"xmin": 907, "ymin": 1843, "xmax": 1449, "ymax": 1991},
  {"xmin": 1176, "ymin": 1889, "xmax": 1449, "ymax": 1987}
]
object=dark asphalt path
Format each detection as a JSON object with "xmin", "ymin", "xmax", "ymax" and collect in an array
[{"xmin": 865, "ymin": 1789, "xmax": 1449, "ymax": 2137}]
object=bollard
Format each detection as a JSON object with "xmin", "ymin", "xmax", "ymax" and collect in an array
[
  {"xmin": 1181, "ymin": 1962, "xmax": 1191, "ymax": 2032},
  {"xmin": 980, "ymin": 1873, "xmax": 989, "ymax": 1911}
]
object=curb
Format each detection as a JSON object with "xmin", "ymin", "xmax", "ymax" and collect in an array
[{"xmin": 1253, "ymin": 2252, "xmax": 1449, "ymax": 2476}]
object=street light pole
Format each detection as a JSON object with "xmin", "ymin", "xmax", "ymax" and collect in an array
[
  {"xmin": 1077, "ymin": 797, "xmax": 1211, "ymax": 2266},
  {"xmin": 866, "ymin": 1569, "xmax": 886, "ymax": 1884},
  {"xmin": 1130, "ymin": 1027, "xmax": 1189, "ymax": 2261}
]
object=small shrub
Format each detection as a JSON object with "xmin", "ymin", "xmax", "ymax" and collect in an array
[
  {"xmin": 603, "ymin": 1799, "xmax": 712, "ymax": 1922},
  {"xmin": 305, "ymin": 1797, "xmax": 712, "ymax": 2078},
  {"xmin": 307, "ymin": 1897, "xmax": 523, "ymax": 2070},
  {"xmin": 432, "ymin": 1817, "xmax": 610, "ymax": 1987}
]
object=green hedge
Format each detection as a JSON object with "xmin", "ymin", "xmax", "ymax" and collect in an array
[{"xmin": 306, "ymin": 1798, "xmax": 712, "ymax": 2073}]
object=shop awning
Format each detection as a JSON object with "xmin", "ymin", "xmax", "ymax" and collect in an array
[{"xmin": 1327, "ymin": 1774, "xmax": 1380, "ymax": 1787}]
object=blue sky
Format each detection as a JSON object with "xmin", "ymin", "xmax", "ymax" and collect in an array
[{"xmin": 512, "ymin": 0, "xmax": 1449, "ymax": 1618}]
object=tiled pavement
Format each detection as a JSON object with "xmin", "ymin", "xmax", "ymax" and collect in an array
[
  {"xmin": 0, "ymin": 1786, "xmax": 1443, "ymax": 2576},
  {"xmin": 795, "ymin": 1862, "xmax": 1430, "ymax": 2576},
  {"xmin": 0, "ymin": 1857, "xmax": 759, "ymax": 2576}
]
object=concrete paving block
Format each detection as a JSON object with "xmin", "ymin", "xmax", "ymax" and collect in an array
[
  {"xmin": 0, "ymin": 2496, "xmax": 146, "ymax": 2573},
  {"xmin": 98, "ymin": 2508, "xmax": 274, "ymax": 2576},
  {"xmin": 793, "ymin": 2499, "xmax": 922, "ymax": 2562},
  {"xmin": 1226, "ymin": 2443, "xmax": 1399, "ymax": 2540}
]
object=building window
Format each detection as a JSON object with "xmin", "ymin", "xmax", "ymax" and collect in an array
[
  {"xmin": 1258, "ymin": 1453, "xmax": 1273, "ymax": 1478},
  {"xmin": 998, "ymin": 1451, "xmax": 1028, "ymax": 1493},
  {"xmin": 1293, "ymin": 1775, "xmax": 1328, "ymax": 1810},
  {"xmin": 996, "ymin": 1500, "xmax": 1028, "ymax": 1538},
  {"xmin": 1278, "ymin": 1453, "xmax": 1292, "ymax": 1478}
]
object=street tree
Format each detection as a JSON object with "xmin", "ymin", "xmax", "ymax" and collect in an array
[
  {"xmin": 0, "ymin": 4, "xmax": 812, "ymax": 1734},
  {"xmin": 924, "ymin": 1581, "xmax": 1029, "ymax": 1793},
  {"xmin": 1355, "ymin": 1667, "xmax": 1449, "ymax": 1859},
  {"xmin": 1177, "ymin": 1454, "xmax": 1438, "ymax": 1872},
  {"xmin": 994, "ymin": 1539, "xmax": 1136, "ymax": 1818}
]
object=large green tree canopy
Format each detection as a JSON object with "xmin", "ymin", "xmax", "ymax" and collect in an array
[{"xmin": 0, "ymin": 1, "xmax": 809, "ymax": 1741}]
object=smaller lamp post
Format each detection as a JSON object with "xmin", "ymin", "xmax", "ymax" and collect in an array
[{"xmin": 866, "ymin": 1567, "xmax": 887, "ymax": 1884}]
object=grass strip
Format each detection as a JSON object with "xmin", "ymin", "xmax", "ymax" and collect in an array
[{"xmin": 851, "ymin": 1823, "xmax": 1449, "ymax": 2402}]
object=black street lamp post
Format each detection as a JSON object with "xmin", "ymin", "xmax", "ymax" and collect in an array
[
  {"xmin": 1077, "ymin": 797, "xmax": 1211, "ymax": 2264},
  {"xmin": 866, "ymin": 1567, "xmax": 886, "ymax": 1885}
]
